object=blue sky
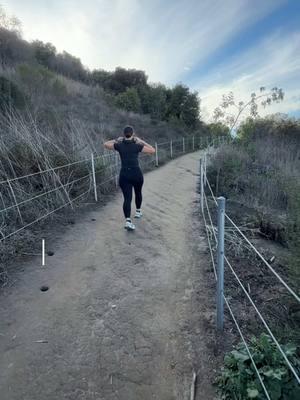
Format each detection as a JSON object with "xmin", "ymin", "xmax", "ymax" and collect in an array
[{"xmin": 4, "ymin": 0, "xmax": 300, "ymax": 121}]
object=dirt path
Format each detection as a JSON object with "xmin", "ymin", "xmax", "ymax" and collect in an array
[{"xmin": 0, "ymin": 151, "xmax": 216, "ymax": 400}]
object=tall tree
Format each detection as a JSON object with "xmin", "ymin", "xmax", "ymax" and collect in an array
[
  {"xmin": 166, "ymin": 84, "xmax": 200, "ymax": 128},
  {"xmin": 32, "ymin": 40, "xmax": 56, "ymax": 68},
  {"xmin": 115, "ymin": 87, "xmax": 141, "ymax": 113}
]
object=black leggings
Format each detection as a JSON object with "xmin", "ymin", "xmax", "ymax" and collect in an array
[{"xmin": 119, "ymin": 168, "xmax": 144, "ymax": 218}]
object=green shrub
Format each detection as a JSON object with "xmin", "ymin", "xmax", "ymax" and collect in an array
[
  {"xmin": 52, "ymin": 78, "xmax": 67, "ymax": 98},
  {"xmin": 17, "ymin": 63, "xmax": 67, "ymax": 100},
  {"xmin": 115, "ymin": 87, "xmax": 141, "ymax": 113},
  {"xmin": 18, "ymin": 63, "xmax": 54, "ymax": 86},
  {"xmin": 217, "ymin": 334, "xmax": 300, "ymax": 399},
  {"xmin": 0, "ymin": 76, "xmax": 25, "ymax": 111}
]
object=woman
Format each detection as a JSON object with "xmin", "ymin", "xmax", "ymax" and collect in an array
[{"xmin": 104, "ymin": 126, "xmax": 155, "ymax": 231}]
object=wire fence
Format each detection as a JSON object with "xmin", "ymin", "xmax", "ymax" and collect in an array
[
  {"xmin": 0, "ymin": 135, "xmax": 227, "ymax": 244},
  {"xmin": 199, "ymin": 152, "xmax": 300, "ymax": 398}
]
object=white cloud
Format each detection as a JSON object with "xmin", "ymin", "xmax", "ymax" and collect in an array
[
  {"xmin": 196, "ymin": 30, "xmax": 300, "ymax": 121},
  {"xmin": 4, "ymin": 0, "xmax": 284, "ymax": 82},
  {"xmin": 4, "ymin": 0, "xmax": 298, "ymax": 119}
]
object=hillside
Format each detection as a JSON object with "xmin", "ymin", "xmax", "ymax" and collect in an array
[{"xmin": 0, "ymin": 20, "xmax": 211, "ymax": 286}]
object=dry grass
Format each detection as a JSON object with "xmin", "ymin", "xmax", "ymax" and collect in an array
[
  {"xmin": 206, "ymin": 117, "xmax": 300, "ymax": 299},
  {"xmin": 0, "ymin": 66, "xmax": 206, "ymax": 285}
]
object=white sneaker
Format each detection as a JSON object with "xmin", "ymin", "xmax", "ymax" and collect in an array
[
  {"xmin": 124, "ymin": 220, "xmax": 136, "ymax": 231},
  {"xmin": 134, "ymin": 210, "xmax": 143, "ymax": 218}
]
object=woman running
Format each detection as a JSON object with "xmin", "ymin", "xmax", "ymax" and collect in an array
[{"xmin": 104, "ymin": 126, "xmax": 155, "ymax": 231}]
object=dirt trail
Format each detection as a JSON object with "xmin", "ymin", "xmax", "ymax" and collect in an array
[{"xmin": 0, "ymin": 151, "xmax": 216, "ymax": 400}]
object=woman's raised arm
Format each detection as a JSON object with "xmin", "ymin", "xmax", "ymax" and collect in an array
[
  {"xmin": 135, "ymin": 138, "xmax": 155, "ymax": 154},
  {"xmin": 104, "ymin": 137, "xmax": 123, "ymax": 151}
]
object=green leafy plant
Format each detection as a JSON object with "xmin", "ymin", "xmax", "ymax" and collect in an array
[{"xmin": 217, "ymin": 334, "xmax": 300, "ymax": 399}]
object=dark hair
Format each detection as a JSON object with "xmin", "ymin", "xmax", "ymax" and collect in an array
[{"xmin": 123, "ymin": 125, "xmax": 134, "ymax": 138}]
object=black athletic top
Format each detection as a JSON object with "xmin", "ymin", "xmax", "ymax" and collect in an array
[{"xmin": 114, "ymin": 140, "xmax": 144, "ymax": 169}]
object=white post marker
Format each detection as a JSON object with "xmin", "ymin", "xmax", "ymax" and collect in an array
[
  {"xmin": 42, "ymin": 238, "xmax": 45, "ymax": 266},
  {"xmin": 91, "ymin": 153, "xmax": 98, "ymax": 202},
  {"xmin": 170, "ymin": 140, "xmax": 173, "ymax": 158},
  {"xmin": 155, "ymin": 142, "xmax": 158, "ymax": 166}
]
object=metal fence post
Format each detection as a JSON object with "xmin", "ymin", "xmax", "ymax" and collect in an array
[
  {"xmin": 91, "ymin": 152, "xmax": 98, "ymax": 202},
  {"xmin": 200, "ymin": 158, "xmax": 204, "ymax": 214},
  {"xmin": 155, "ymin": 142, "xmax": 158, "ymax": 166},
  {"xmin": 170, "ymin": 139, "xmax": 173, "ymax": 158},
  {"xmin": 183, "ymin": 137, "xmax": 185, "ymax": 153},
  {"xmin": 217, "ymin": 196, "xmax": 225, "ymax": 331},
  {"xmin": 192, "ymin": 135, "xmax": 195, "ymax": 151},
  {"xmin": 204, "ymin": 153, "xmax": 207, "ymax": 187}
]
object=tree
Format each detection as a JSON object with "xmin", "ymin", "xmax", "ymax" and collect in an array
[
  {"xmin": 0, "ymin": 27, "xmax": 32, "ymax": 66},
  {"xmin": 138, "ymin": 83, "xmax": 167, "ymax": 120},
  {"xmin": 108, "ymin": 67, "xmax": 148, "ymax": 94},
  {"xmin": 213, "ymin": 87, "xmax": 284, "ymax": 134},
  {"xmin": 207, "ymin": 122, "xmax": 230, "ymax": 138},
  {"xmin": 166, "ymin": 84, "xmax": 200, "ymax": 128},
  {"xmin": 0, "ymin": 6, "xmax": 29, "ymax": 66},
  {"xmin": 32, "ymin": 40, "xmax": 56, "ymax": 68},
  {"xmin": 0, "ymin": 5, "xmax": 21, "ymax": 33},
  {"xmin": 91, "ymin": 69, "xmax": 112, "ymax": 90},
  {"xmin": 115, "ymin": 87, "xmax": 141, "ymax": 112},
  {"xmin": 181, "ymin": 90, "xmax": 200, "ymax": 129},
  {"xmin": 53, "ymin": 51, "xmax": 88, "ymax": 82}
]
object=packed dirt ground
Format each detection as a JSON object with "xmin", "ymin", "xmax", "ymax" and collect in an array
[{"xmin": 0, "ymin": 151, "xmax": 219, "ymax": 400}]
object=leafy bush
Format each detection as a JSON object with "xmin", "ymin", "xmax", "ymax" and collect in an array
[
  {"xmin": 217, "ymin": 334, "xmax": 300, "ymax": 399},
  {"xmin": 115, "ymin": 87, "xmax": 141, "ymax": 113},
  {"xmin": 0, "ymin": 76, "xmax": 25, "ymax": 111}
]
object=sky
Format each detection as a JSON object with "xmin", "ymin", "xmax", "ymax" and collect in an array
[{"xmin": 4, "ymin": 0, "xmax": 300, "ymax": 121}]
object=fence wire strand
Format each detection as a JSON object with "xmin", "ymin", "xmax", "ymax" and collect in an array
[
  {"xmin": 0, "ymin": 187, "xmax": 91, "ymax": 242},
  {"xmin": 202, "ymin": 160, "xmax": 300, "ymax": 394},
  {"xmin": 0, "ymin": 158, "xmax": 91, "ymax": 185},
  {"xmin": 1, "ymin": 136, "xmax": 203, "ymax": 243},
  {"xmin": 0, "ymin": 173, "xmax": 92, "ymax": 214},
  {"xmin": 202, "ymin": 189, "xmax": 271, "ymax": 399},
  {"xmin": 223, "ymin": 296, "xmax": 272, "ymax": 400},
  {"xmin": 205, "ymin": 172, "xmax": 299, "ymax": 303}
]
